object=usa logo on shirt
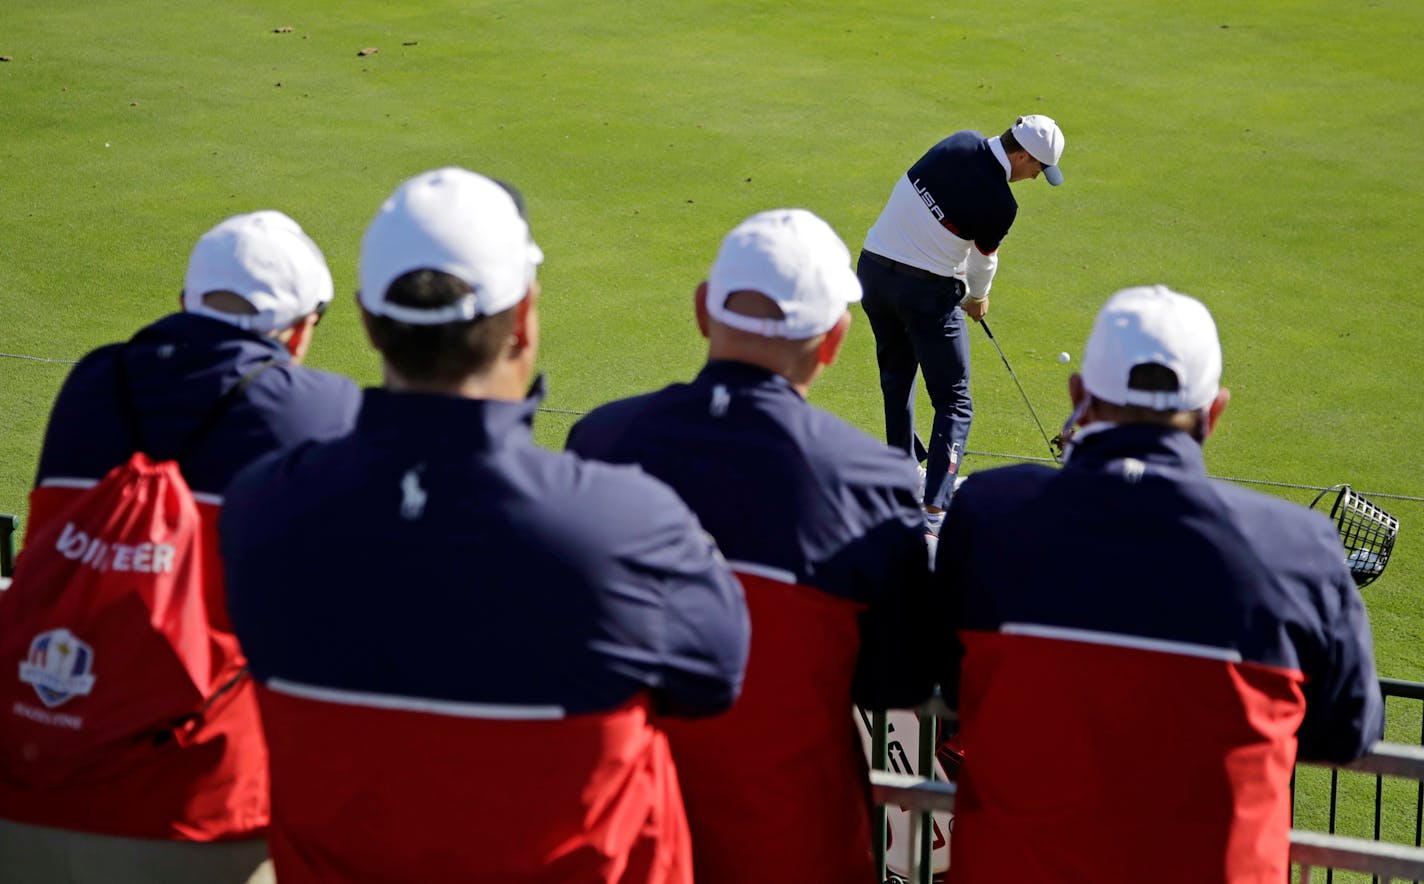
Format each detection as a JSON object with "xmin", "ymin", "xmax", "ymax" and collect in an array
[{"xmin": 18, "ymin": 628, "xmax": 96, "ymax": 708}]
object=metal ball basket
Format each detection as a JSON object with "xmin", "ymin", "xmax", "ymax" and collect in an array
[{"xmin": 1310, "ymin": 484, "xmax": 1399, "ymax": 589}]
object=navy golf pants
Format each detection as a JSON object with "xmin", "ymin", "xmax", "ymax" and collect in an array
[{"xmin": 857, "ymin": 251, "xmax": 972, "ymax": 510}]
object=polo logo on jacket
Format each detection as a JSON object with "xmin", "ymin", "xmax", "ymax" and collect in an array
[
  {"xmin": 1122, "ymin": 458, "xmax": 1146, "ymax": 484},
  {"xmin": 710, "ymin": 385, "xmax": 731, "ymax": 418},
  {"xmin": 400, "ymin": 466, "xmax": 428, "ymax": 521}
]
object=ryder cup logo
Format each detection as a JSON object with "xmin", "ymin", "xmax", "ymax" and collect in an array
[{"xmin": 19, "ymin": 628, "xmax": 96, "ymax": 708}]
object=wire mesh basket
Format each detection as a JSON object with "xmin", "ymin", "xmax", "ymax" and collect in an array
[{"xmin": 1310, "ymin": 485, "xmax": 1399, "ymax": 589}]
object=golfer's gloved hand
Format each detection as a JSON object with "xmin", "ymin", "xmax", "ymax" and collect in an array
[{"xmin": 962, "ymin": 295, "xmax": 989, "ymax": 322}]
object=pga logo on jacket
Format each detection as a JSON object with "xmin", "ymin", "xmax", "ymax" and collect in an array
[{"xmin": 19, "ymin": 627, "xmax": 96, "ymax": 708}]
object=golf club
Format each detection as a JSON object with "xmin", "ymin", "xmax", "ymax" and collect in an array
[{"xmin": 979, "ymin": 319, "xmax": 1062, "ymax": 464}]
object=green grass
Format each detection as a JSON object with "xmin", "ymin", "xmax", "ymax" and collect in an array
[{"xmin": 3, "ymin": 0, "xmax": 1424, "ymax": 875}]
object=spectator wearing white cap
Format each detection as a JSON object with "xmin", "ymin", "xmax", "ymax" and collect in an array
[
  {"xmin": 219, "ymin": 167, "xmax": 750, "ymax": 884},
  {"xmin": 933, "ymin": 286, "xmax": 1384, "ymax": 883},
  {"xmin": 859, "ymin": 114, "xmax": 1066, "ymax": 533},
  {"xmin": 0, "ymin": 211, "xmax": 359, "ymax": 883},
  {"xmin": 568, "ymin": 209, "xmax": 935, "ymax": 884}
]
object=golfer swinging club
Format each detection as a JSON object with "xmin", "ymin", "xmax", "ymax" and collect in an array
[{"xmin": 857, "ymin": 114, "xmax": 1066, "ymax": 535}]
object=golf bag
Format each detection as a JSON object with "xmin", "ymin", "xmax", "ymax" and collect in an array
[{"xmin": 857, "ymin": 707, "xmax": 962, "ymax": 882}]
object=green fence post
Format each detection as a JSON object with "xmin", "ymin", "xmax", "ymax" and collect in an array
[
  {"xmin": 872, "ymin": 709, "xmax": 889, "ymax": 882},
  {"xmin": 917, "ymin": 710, "xmax": 938, "ymax": 884}
]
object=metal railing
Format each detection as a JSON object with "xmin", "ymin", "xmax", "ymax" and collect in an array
[
  {"xmin": 1294, "ymin": 679, "xmax": 1424, "ymax": 884},
  {"xmin": 2, "ymin": 499, "xmax": 1418, "ymax": 880},
  {"xmin": 869, "ymin": 692, "xmax": 1424, "ymax": 884},
  {"xmin": 1295, "ymin": 742, "xmax": 1424, "ymax": 882}
]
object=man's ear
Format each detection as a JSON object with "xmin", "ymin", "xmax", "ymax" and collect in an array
[
  {"xmin": 357, "ymin": 292, "xmax": 382, "ymax": 352},
  {"xmin": 1202, "ymin": 387, "xmax": 1231, "ymax": 440},
  {"xmin": 1068, "ymin": 372, "xmax": 1087, "ymax": 410},
  {"xmin": 694, "ymin": 281, "xmax": 711, "ymax": 339},
  {"xmin": 816, "ymin": 311, "xmax": 852, "ymax": 368},
  {"xmin": 1065, "ymin": 371, "xmax": 1096, "ymax": 428},
  {"xmin": 283, "ymin": 312, "xmax": 320, "ymax": 363},
  {"xmin": 512, "ymin": 282, "xmax": 539, "ymax": 351}
]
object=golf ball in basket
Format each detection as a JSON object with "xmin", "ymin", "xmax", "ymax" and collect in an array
[
  {"xmin": 1058, "ymin": 352, "xmax": 1071, "ymax": 364},
  {"xmin": 1346, "ymin": 548, "xmax": 1382, "ymax": 573}
]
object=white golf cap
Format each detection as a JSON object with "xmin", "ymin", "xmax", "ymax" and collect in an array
[
  {"xmin": 359, "ymin": 167, "xmax": 544, "ymax": 325},
  {"xmin": 1013, "ymin": 114, "xmax": 1066, "ymax": 186},
  {"xmin": 1080, "ymin": 285, "xmax": 1222, "ymax": 412},
  {"xmin": 706, "ymin": 208, "xmax": 862, "ymax": 340},
  {"xmin": 183, "ymin": 210, "xmax": 334, "ymax": 334}
]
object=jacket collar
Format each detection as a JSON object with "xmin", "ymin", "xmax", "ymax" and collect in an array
[
  {"xmin": 355, "ymin": 374, "xmax": 547, "ymax": 451},
  {"xmin": 986, "ymin": 135, "xmax": 1013, "ymax": 179},
  {"xmin": 1064, "ymin": 423, "xmax": 1208, "ymax": 478},
  {"xmin": 696, "ymin": 360, "xmax": 803, "ymax": 399},
  {"xmin": 140, "ymin": 312, "xmax": 293, "ymax": 362}
]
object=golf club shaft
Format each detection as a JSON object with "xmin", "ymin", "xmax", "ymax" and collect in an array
[{"xmin": 979, "ymin": 320, "xmax": 1061, "ymax": 463}]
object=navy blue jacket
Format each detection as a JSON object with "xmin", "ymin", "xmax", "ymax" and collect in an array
[
  {"xmin": 218, "ymin": 384, "xmax": 749, "ymax": 883},
  {"xmin": 36, "ymin": 312, "xmax": 360, "ymax": 496},
  {"xmin": 934, "ymin": 423, "xmax": 1385, "ymax": 883},
  {"xmin": 567, "ymin": 361, "xmax": 933, "ymax": 708},
  {"xmin": 567, "ymin": 360, "xmax": 933, "ymax": 884},
  {"xmin": 222, "ymin": 383, "xmax": 749, "ymax": 717}
]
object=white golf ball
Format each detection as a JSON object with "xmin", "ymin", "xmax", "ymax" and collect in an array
[
  {"xmin": 1346, "ymin": 548, "xmax": 1382, "ymax": 573},
  {"xmin": 1058, "ymin": 352, "xmax": 1071, "ymax": 364}
]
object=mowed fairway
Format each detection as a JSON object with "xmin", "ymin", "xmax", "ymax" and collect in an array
[{"xmin": 2, "ymin": 0, "xmax": 1423, "ymax": 870}]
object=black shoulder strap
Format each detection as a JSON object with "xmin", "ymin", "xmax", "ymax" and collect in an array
[
  {"xmin": 112, "ymin": 344, "xmax": 147, "ymax": 453},
  {"xmin": 113, "ymin": 344, "xmax": 278, "ymax": 466},
  {"xmin": 172, "ymin": 360, "xmax": 277, "ymax": 464}
]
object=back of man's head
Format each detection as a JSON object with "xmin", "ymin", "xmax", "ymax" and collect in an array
[
  {"xmin": 358, "ymin": 167, "xmax": 544, "ymax": 389},
  {"xmin": 706, "ymin": 206, "xmax": 860, "ymax": 330},
  {"xmin": 183, "ymin": 210, "xmax": 334, "ymax": 335},
  {"xmin": 700, "ymin": 209, "xmax": 862, "ymax": 388},
  {"xmin": 705, "ymin": 208, "xmax": 862, "ymax": 342},
  {"xmin": 1078, "ymin": 284, "xmax": 1223, "ymax": 433}
]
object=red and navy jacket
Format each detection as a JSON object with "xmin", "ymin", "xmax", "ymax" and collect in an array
[
  {"xmin": 907, "ymin": 130, "xmax": 1017, "ymax": 254},
  {"xmin": 2, "ymin": 312, "xmax": 359, "ymax": 841},
  {"xmin": 567, "ymin": 360, "xmax": 935, "ymax": 884},
  {"xmin": 219, "ymin": 383, "xmax": 750, "ymax": 884},
  {"xmin": 934, "ymin": 423, "xmax": 1385, "ymax": 884}
]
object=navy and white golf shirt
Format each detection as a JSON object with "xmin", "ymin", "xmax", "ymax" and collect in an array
[{"xmin": 863, "ymin": 130, "xmax": 1018, "ymax": 299}]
